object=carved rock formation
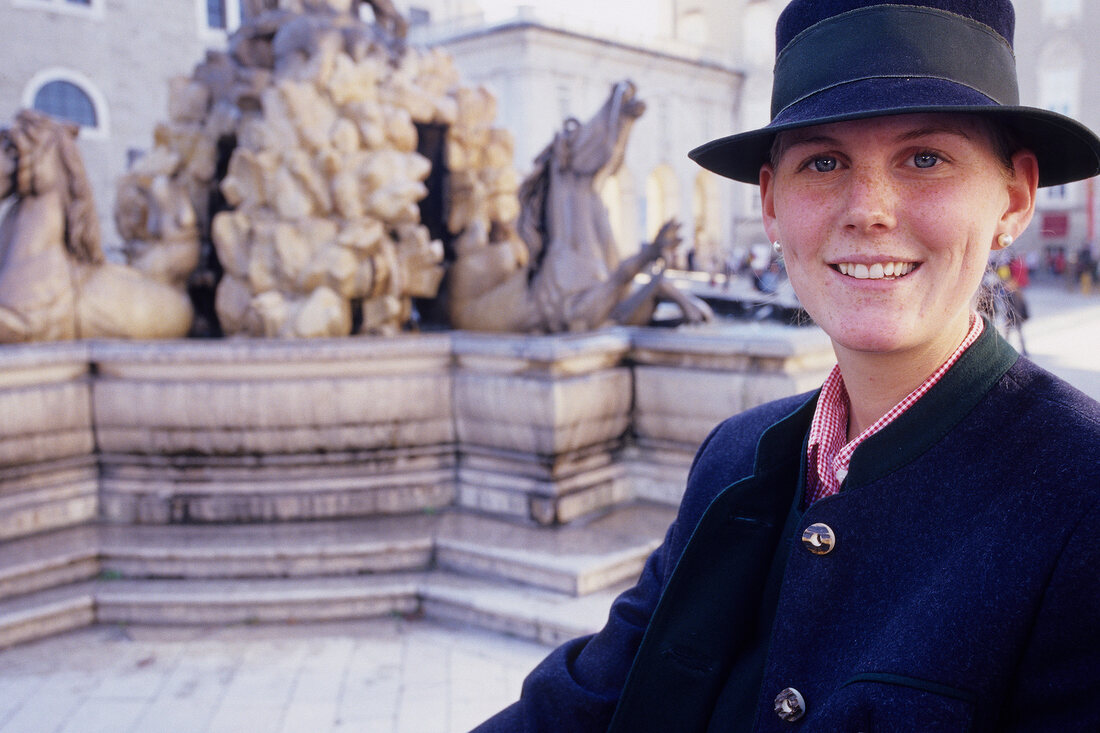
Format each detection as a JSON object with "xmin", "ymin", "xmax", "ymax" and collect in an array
[{"xmin": 117, "ymin": 0, "xmax": 519, "ymax": 337}]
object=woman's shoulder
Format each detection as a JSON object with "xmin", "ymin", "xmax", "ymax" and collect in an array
[
  {"xmin": 1005, "ymin": 357, "xmax": 1100, "ymax": 434},
  {"xmin": 994, "ymin": 359, "xmax": 1100, "ymax": 496},
  {"xmin": 684, "ymin": 391, "xmax": 816, "ymax": 493},
  {"xmin": 698, "ymin": 391, "xmax": 816, "ymax": 459}
]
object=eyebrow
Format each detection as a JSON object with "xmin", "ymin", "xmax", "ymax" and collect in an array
[
  {"xmin": 781, "ymin": 133, "xmax": 839, "ymax": 150},
  {"xmin": 895, "ymin": 125, "xmax": 975, "ymax": 143},
  {"xmin": 774, "ymin": 123, "xmax": 976, "ymax": 162}
]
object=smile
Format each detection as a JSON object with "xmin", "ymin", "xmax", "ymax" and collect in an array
[{"xmin": 832, "ymin": 262, "xmax": 918, "ymax": 280}]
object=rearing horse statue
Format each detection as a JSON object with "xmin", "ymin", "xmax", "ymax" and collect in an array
[
  {"xmin": 446, "ymin": 81, "xmax": 713, "ymax": 332},
  {"xmin": 0, "ymin": 110, "xmax": 192, "ymax": 341}
]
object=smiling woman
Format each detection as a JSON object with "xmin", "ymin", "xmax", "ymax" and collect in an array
[
  {"xmin": 472, "ymin": 2, "xmax": 1100, "ymax": 731},
  {"xmin": 758, "ymin": 113, "xmax": 1040, "ymax": 432}
]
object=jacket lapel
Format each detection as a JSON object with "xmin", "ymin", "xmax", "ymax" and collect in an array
[{"xmin": 608, "ymin": 397, "xmax": 815, "ymax": 732}]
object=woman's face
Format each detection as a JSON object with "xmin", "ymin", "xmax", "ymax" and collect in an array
[{"xmin": 760, "ymin": 113, "xmax": 1037, "ymax": 364}]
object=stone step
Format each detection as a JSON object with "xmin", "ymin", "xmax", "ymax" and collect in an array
[
  {"xmin": 420, "ymin": 572, "xmax": 623, "ymax": 647},
  {"xmin": 0, "ymin": 567, "xmax": 628, "ymax": 651},
  {"xmin": 434, "ymin": 503, "xmax": 670, "ymax": 596},
  {"xmin": 97, "ymin": 503, "xmax": 673, "ymax": 598},
  {"xmin": 0, "ymin": 503, "xmax": 672, "ymax": 650},
  {"xmin": 98, "ymin": 456, "xmax": 457, "ymax": 524},
  {"xmin": 94, "ymin": 575, "xmax": 423, "ymax": 627},
  {"xmin": 0, "ymin": 460, "xmax": 99, "ymax": 542},
  {"xmin": 0, "ymin": 525, "xmax": 100, "ymax": 602},
  {"xmin": 98, "ymin": 515, "xmax": 438, "ymax": 579},
  {"xmin": 0, "ymin": 582, "xmax": 96, "ymax": 649},
  {"xmin": 98, "ymin": 572, "xmax": 615, "ymax": 646}
]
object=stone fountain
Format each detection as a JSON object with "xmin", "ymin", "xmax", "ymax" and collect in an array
[{"xmin": 0, "ymin": 1, "xmax": 831, "ymax": 652}]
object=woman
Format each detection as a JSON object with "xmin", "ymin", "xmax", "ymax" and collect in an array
[{"xmin": 473, "ymin": 1, "xmax": 1100, "ymax": 730}]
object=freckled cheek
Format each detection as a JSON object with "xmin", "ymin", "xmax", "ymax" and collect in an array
[
  {"xmin": 774, "ymin": 194, "xmax": 833, "ymax": 259},
  {"xmin": 908, "ymin": 200, "xmax": 979, "ymax": 255}
]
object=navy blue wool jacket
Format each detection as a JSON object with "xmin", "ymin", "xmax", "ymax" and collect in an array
[{"xmin": 473, "ymin": 325, "xmax": 1100, "ymax": 732}]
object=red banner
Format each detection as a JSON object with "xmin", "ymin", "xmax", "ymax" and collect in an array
[{"xmin": 1041, "ymin": 212, "xmax": 1069, "ymax": 238}]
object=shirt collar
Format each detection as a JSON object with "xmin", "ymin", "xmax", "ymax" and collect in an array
[{"xmin": 805, "ymin": 315, "xmax": 985, "ymax": 504}]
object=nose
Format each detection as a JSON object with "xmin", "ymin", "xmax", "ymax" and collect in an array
[{"xmin": 843, "ymin": 164, "xmax": 898, "ymax": 234}]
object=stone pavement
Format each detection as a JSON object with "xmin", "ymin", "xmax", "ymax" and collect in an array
[
  {"xmin": 0, "ymin": 617, "xmax": 547, "ymax": 733},
  {"xmin": 1017, "ymin": 279, "xmax": 1100, "ymax": 402}
]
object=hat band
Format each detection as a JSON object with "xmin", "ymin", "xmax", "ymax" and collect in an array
[{"xmin": 772, "ymin": 5, "xmax": 1020, "ymax": 118}]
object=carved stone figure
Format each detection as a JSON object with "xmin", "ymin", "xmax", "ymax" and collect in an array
[
  {"xmin": 115, "ymin": 150, "xmax": 203, "ymax": 291},
  {"xmin": 117, "ymin": 5, "xmax": 704, "ymax": 337},
  {"xmin": 204, "ymin": 1, "xmax": 487, "ymax": 336},
  {"xmin": 447, "ymin": 81, "xmax": 714, "ymax": 332},
  {"xmin": 0, "ymin": 110, "xmax": 192, "ymax": 341},
  {"xmin": 235, "ymin": 0, "xmax": 406, "ymax": 72},
  {"xmin": 359, "ymin": 0, "xmax": 408, "ymax": 41}
]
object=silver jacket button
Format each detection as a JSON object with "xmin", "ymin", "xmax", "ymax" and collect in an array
[
  {"xmin": 802, "ymin": 523, "xmax": 836, "ymax": 555},
  {"xmin": 774, "ymin": 687, "xmax": 806, "ymax": 722}
]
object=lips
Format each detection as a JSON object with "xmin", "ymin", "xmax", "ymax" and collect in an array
[{"xmin": 833, "ymin": 261, "xmax": 918, "ymax": 280}]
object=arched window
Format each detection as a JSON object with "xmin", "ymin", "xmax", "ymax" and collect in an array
[
  {"xmin": 645, "ymin": 164, "xmax": 679, "ymax": 242},
  {"xmin": 1038, "ymin": 41, "xmax": 1083, "ymax": 207},
  {"xmin": 32, "ymin": 80, "xmax": 98, "ymax": 128},
  {"xmin": 207, "ymin": 0, "xmax": 227, "ymax": 29},
  {"xmin": 693, "ymin": 172, "xmax": 720, "ymax": 268},
  {"xmin": 198, "ymin": 0, "xmax": 240, "ymax": 33}
]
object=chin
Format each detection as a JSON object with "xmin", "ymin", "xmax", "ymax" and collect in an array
[{"xmin": 822, "ymin": 318, "xmax": 916, "ymax": 355}]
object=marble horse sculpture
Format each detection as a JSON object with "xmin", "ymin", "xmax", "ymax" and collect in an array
[
  {"xmin": 0, "ymin": 110, "xmax": 192, "ymax": 341},
  {"xmin": 446, "ymin": 81, "xmax": 713, "ymax": 332}
]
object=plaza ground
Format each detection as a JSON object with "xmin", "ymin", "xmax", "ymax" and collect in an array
[{"xmin": 0, "ymin": 278, "xmax": 1097, "ymax": 733}]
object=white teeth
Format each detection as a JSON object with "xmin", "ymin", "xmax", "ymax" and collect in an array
[{"xmin": 835, "ymin": 261, "xmax": 914, "ymax": 279}]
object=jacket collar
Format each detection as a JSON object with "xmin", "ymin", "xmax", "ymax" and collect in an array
[{"xmin": 845, "ymin": 320, "xmax": 1018, "ymax": 488}]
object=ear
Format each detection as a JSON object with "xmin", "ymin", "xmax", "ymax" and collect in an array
[
  {"xmin": 759, "ymin": 163, "xmax": 780, "ymax": 243},
  {"xmin": 997, "ymin": 149, "xmax": 1039, "ymax": 247}
]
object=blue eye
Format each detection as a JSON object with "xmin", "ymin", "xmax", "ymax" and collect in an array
[
  {"xmin": 913, "ymin": 152, "xmax": 939, "ymax": 168},
  {"xmin": 812, "ymin": 157, "xmax": 838, "ymax": 172}
]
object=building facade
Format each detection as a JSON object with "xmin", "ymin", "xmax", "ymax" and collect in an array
[
  {"xmin": 5, "ymin": 0, "xmax": 1088, "ymax": 269},
  {"xmin": 1013, "ymin": 0, "xmax": 1100, "ymax": 270},
  {"xmin": 0, "ymin": 0, "xmax": 245, "ymax": 256},
  {"xmin": 0, "ymin": 0, "xmax": 766, "ymax": 267},
  {"xmin": 409, "ymin": 0, "xmax": 780, "ymax": 267}
]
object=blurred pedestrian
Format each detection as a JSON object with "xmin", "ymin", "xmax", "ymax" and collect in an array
[{"xmin": 1002, "ymin": 270, "xmax": 1029, "ymax": 354}]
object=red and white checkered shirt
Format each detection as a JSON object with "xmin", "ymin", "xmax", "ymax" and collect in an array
[{"xmin": 804, "ymin": 315, "xmax": 985, "ymax": 505}]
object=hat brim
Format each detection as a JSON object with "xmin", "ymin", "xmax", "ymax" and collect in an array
[{"xmin": 689, "ymin": 77, "xmax": 1100, "ymax": 187}]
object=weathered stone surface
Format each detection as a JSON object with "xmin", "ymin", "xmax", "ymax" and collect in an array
[
  {"xmin": 88, "ymin": 336, "xmax": 457, "ymax": 523},
  {"xmin": 0, "ymin": 525, "xmax": 99, "ymax": 601},
  {"xmin": 0, "ymin": 584, "xmax": 95, "ymax": 650},
  {"xmin": 118, "ymin": 2, "xmax": 519, "ymax": 337},
  {"xmin": 0, "ymin": 326, "xmax": 834, "ymax": 650},
  {"xmin": 450, "ymin": 330, "xmax": 636, "ymax": 523},
  {"xmin": 0, "ymin": 343, "xmax": 97, "ymax": 540},
  {"xmin": 631, "ymin": 325, "xmax": 833, "ymax": 450},
  {"xmin": 0, "ymin": 463, "xmax": 98, "ymax": 541}
]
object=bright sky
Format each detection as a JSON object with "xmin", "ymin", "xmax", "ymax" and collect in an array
[{"xmin": 477, "ymin": 0, "xmax": 662, "ymax": 37}]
